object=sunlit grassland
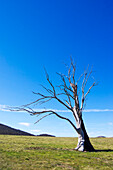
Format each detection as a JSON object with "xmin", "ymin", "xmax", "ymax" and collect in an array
[{"xmin": 0, "ymin": 135, "xmax": 113, "ymax": 169}]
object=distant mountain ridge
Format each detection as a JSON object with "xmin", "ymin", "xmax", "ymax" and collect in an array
[
  {"xmin": 0, "ymin": 123, "xmax": 34, "ymax": 136},
  {"xmin": 37, "ymin": 134, "xmax": 55, "ymax": 137},
  {"xmin": 0, "ymin": 123, "xmax": 55, "ymax": 137}
]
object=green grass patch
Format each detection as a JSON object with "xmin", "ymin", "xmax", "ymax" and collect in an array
[{"xmin": 0, "ymin": 135, "xmax": 113, "ymax": 169}]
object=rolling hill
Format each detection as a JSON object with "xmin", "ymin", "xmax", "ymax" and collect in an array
[{"xmin": 0, "ymin": 123, "xmax": 34, "ymax": 136}]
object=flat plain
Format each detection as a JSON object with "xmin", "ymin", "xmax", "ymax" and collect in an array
[{"xmin": 0, "ymin": 135, "xmax": 113, "ymax": 169}]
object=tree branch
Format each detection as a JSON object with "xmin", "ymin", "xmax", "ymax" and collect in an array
[
  {"xmin": 10, "ymin": 107, "xmax": 78, "ymax": 132},
  {"xmin": 33, "ymin": 109, "xmax": 78, "ymax": 132},
  {"xmin": 81, "ymin": 66, "xmax": 96, "ymax": 110},
  {"xmin": 84, "ymin": 82, "xmax": 96, "ymax": 99},
  {"xmin": 44, "ymin": 69, "xmax": 56, "ymax": 96},
  {"xmin": 34, "ymin": 113, "xmax": 53, "ymax": 124},
  {"xmin": 70, "ymin": 57, "xmax": 76, "ymax": 85}
]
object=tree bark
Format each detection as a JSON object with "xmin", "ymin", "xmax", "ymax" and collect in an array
[
  {"xmin": 81, "ymin": 118, "xmax": 95, "ymax": 151},
  {"xmin": 75, "ymin": 117, "xmax": 95, "ymax": 152},
  {"xmin": 73, "ymin": 107, "xmax": 95, "ymax": 152}
]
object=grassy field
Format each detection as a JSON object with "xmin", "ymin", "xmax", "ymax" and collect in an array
[{"xmin": 0, "ymin": 135, "xmax": 113, "ymax": 169}]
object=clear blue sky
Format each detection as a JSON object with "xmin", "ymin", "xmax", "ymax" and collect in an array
[{"xmin": 0, "ymin": 0, "xmax": 113, "ymax": 137}]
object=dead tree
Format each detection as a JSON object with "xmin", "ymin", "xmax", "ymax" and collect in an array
[{"xmin": 12, "ymin": 59, "xmax": 96, "ymax": 151}]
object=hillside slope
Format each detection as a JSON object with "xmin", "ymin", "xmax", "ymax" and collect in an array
[{"xmin": 0, "ymin": 123, "xmax": 34, "ymax": 136}]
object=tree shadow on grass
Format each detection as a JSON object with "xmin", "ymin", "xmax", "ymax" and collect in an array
[
  {"xmin": 26, "ymin": 147, "xmax": 113, "ymax": 152},
  {"xmin": 94, "ymin": 149, "xmax": 113, "ymax": 152}
]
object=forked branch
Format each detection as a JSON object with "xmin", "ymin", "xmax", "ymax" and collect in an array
[
  {"xmin": 9, "ymin": 59, "xmax": 96, "ymax": 131},
  {"xmin": 81, "ymin": 67, "xmax": 96, "ymax": 110},
  {"xmin": 10, "ymin": 107, "xmax": 78, "ymax": 132}
]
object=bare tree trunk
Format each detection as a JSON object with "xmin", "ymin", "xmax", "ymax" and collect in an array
[
  {"xmin": 75, "ymin": 127, "xmax": 85, "ymax": 151},
  {"xmin": 75, "ymin": 116, "xmax": 95, "ymax": 151},
  {"xmin": 73, "ymin": 107, "xmax": 95, "ymax": 152},
  {"xmin": 81, "ymin": 118, "xmax": 95, "ymax": 151}
]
